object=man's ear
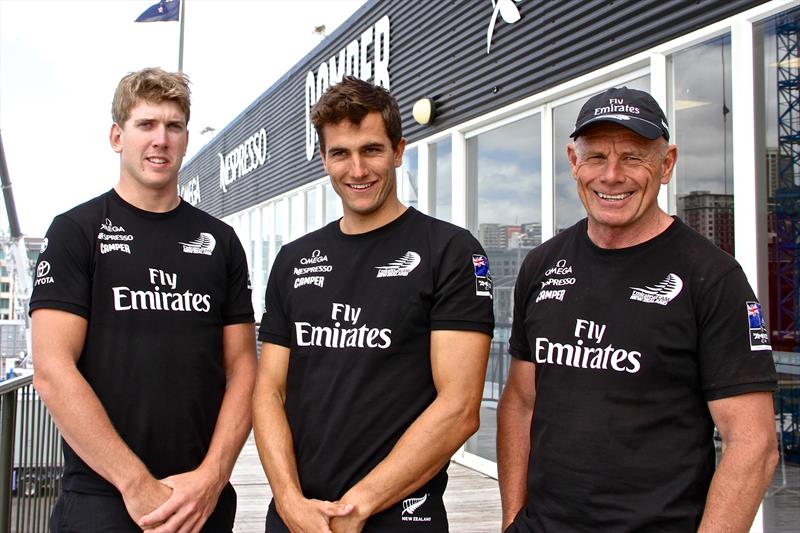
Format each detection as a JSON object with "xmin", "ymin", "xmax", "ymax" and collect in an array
[
  {"xmin": 109, "ymin": 123, "xmax": 123, "ymax": 154},
  {"xmin": 660, "ymin": 144, "xmax": 678, "ymax": 185},
  {"xmin": 319, "ymin": 147, "xmax": 329, "ymax": 174},
  {"xmin": 393, "ymin": 137, "xmax": 407, "ymax": 167},
  {"xmin": 566, "ymin": 143, "xmax": 579, "ymax": 181}
]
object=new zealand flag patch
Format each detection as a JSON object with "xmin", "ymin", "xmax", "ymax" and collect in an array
[
  {"xmin": 746, "ymin": 301, "xmax": 771, "ymax": 351},
  {"xmin": 472, "ymin": 254, "xmax": 492, "ymax": 298}
]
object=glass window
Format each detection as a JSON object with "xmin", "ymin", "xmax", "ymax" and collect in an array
[
  {"xmin": 246, "ymin": 209, "xmax": 259, "ymax": 313},
  {"xmin": 261, "ymin": 203, "xmax": 274, "ymax": 313},
  {"xmin": 671, "ymin": 35, "xmax": 734, "ymax": 255},
  {"xmin": 465, "ymin": 113, "xmax": 542, "ymax": 462},
  {"xmin": 324, "ymin": 181, "xmax": 342, "ymax": 224},
  {"xmin": 553, "ymin": 76, "xmax": 650, "ymax": 233},
  {"xmin": 290, "ymin": 193, "xmax": 304, "ymax": 242},
  {"xmin": 275, "ymin": 198, "xmax": 288, "ymax": 257},
  {"xmin": 400, "ymin": 147, "xmax": 418, "ymax": 210},
  {"xmin": 757, "ymin": 8, "xmax": 799, "ymax": 524},
  {"xmin": 431, "ymin": 137, "xmax": 452, "ymax": 222},
  {"xmin": 306, "ymin": 187, "xmax": 319, "ymax": 233}
]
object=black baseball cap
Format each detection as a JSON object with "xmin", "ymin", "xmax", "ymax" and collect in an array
[{"xmin": 570, "ymin": 87, "xmax": 670, "ymax": 141}]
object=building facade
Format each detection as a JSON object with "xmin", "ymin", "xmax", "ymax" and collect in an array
[{"xmin": 179, "ymin": 0, "xmax": 800, "ymax": 471}]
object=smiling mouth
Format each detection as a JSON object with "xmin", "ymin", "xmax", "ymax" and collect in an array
[
  {"xmin": 146, "ymin": 157, "xmax": 168, "ymax": 165},
  {"xmin": 348, "ymin": 183, "xmax": 374, "ymax": 190},
  {"xmin": 596, "ymin": 191, "xmax": 632, "ymax": 201}
]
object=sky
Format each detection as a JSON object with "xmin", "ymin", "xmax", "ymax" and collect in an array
[{"xmin": 0, "ymin": 0, "xmax": 367, "ymax": 238}]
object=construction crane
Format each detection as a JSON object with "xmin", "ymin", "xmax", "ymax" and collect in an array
[{"xmin": 0, "ymin": 131, "xmax": 32, "ymax": 346}]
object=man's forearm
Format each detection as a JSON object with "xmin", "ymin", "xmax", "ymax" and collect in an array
[
  {"xmin": 497, "ymin": 394, "xmax": 532, "ymax": 529},
  {"xmin": 698, "ymin": 440, "xmax": 778, "ymax": 532},
  {"xmin": 34, "ymin": 363, "xmax": 153, "ymax": 493},
  {"xmin": 197, "ymin": 353, "xmax": 257, "ymax": 490},
  {"xmin": 252, "ymin": 384, "xmax": 305, "ymax": 505},
  {"xmin": 337, "ymin": 393, "xmax": 480, "ymax": 519}
]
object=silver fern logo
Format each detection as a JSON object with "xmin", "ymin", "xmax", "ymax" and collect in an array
[
  {"xmin": 629, "ymin": 273, "xmax": 683, "ymax": 306},
  {"xmin": 375, "ymin": 251, "xmax": 421, "ymax": 278},
  {"xmin": 402, "ymin": 493, "xmax": 428, "ymax": 516},
  {"xmin": 486, "ymin": 0, "xmax": 522, "ymax": 53},
  {"xmin": 179, "ymin": 232, "xmax": 216, "ymax": 256}
]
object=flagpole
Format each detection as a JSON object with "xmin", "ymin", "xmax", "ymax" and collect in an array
[{"xmin": 178, "ymin": 0, "xmax": 186, "ymax": 72}]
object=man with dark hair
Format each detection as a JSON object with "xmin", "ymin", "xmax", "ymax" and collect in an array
[
  {"xmin": 497, "ymin": 86, "xmax": 778, "ymax": 532},
  {"xmin": 253, "ymin": 76, "xmax": 495, "ymax": 533},
  {"xmin": 31, "ymin": 67, "xmax": 257, "ymax": 533}
]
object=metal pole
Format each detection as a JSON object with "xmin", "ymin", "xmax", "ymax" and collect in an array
[
  {"xmin": 0, "ymin": 391, "xmax": 18, "ymax": 533},
  {"xmin": 177, "ymin": 0, "xmax": 186, "ymax": 72}
]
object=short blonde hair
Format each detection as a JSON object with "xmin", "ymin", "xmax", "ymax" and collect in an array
[{"xmin": 111, "ymin": 67, "xmax": 191, "ymax": 126}]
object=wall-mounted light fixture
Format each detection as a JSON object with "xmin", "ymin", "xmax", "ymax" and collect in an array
[{"xmin": 412, "ymin": 98, "xmax": 435, "ymax": 125}]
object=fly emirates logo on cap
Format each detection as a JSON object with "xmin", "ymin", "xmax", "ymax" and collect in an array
[
  {"xmin": 592, "ymin": 97, "xmax": 641, "ymax": 118},
  {"xmin": 534, "ymin": 318, "xmax": 643, "ymax": 374}
]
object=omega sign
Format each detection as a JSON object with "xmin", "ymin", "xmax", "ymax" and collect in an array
[
  {"xmin": 304, "ymin": 15, "xmax": 391, "ymax": 161},
  {"xmin": 219, "ymin": 128, "xmax": 268, "ymax": 193}
]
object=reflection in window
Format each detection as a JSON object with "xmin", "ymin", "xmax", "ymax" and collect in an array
[
  {"xmin": 553, "ymin": 76, "xmax": 650, "ymax": 233},
  {"xmin": 401, "ymin": 147, "xmax": 418, "ymax": 210},
  {"xmin": 465, "ymin": 114, "xmax": 541, "ymax": 462},
  {"xmin": 431, "ymin": 138, "xmax": 452, "ymax": 222},
  {"xmin": 761, "ymin": 9, "xmax": 800, "ymax": 358},
  {"xmin": 672, "ymin": 35, "xmax": 734, "ymax": 255}
]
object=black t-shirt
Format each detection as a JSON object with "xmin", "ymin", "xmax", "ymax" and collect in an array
[
  {"xmin": 506, "ymin": 217, "xmax": 776, "ymax": 533},
  {"xmin": 29, "ymin": 190, "xmax": 254, "ymax": 519},
  {"xmin": 258, "ymin": 208, "xmax": 495, "ymax": 532}
]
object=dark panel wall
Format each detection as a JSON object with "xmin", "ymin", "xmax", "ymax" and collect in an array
[{"xmin": 179, "ymin": 0, "xmax": 767, "ymax": 219}]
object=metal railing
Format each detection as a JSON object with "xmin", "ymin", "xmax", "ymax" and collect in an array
[{"xmin": 0, "ymin": 374, "xmax": 62, "ymax": 533}]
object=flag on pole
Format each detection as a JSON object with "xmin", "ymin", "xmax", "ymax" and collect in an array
[{"xmin": 135, "ymin": 0, "xmax": 180, "ymax": 22}]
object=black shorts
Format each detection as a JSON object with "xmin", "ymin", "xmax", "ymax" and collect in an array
[
  {"xmin": 50, "ymin": 485, "xmax": 236, "ymax": 533},
  {"xmin": 264, "ymin": 491, "xmax": 449, "ymax": 533}
]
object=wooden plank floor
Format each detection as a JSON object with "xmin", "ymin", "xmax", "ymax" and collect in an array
[{"xmin": 230, "ymin": 432, "xmax": 502, "ymax": 532}]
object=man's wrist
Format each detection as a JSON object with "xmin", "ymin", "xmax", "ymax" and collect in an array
[
  {"xmin": 115, "ymin": 465, "xmax": 156, "ymax": 497},
  {"xmin": 274, "ymin": 484, "xmax": 308, "ymax": 512},
  {"xmin": 196, "ymin": 459, "xmax": 228, "ymax": 494},
  {"xmin": 339, "ymin": 487, "xmax": 377, "ymax": 520}
]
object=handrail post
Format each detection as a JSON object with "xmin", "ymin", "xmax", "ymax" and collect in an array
[{"xmin": 0, "ymin": 389, "xmax": 18, "ymax": 533}]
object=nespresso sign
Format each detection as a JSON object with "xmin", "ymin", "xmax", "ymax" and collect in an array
[
  {"xmin": 304, "ymin": 15, "xmax": 392, "ymax": 161},
  {"xmin": 218, "ymin": 128, "xmax": 269, "ymax": 193}
]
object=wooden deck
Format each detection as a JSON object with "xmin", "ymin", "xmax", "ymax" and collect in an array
[
  {"xmin": 231, "ymin": 431, "xmax": 800, "ymax": 533},
  {"xmin": 230, "ymin": 432, "xmax": 502, "ymax": 532}
]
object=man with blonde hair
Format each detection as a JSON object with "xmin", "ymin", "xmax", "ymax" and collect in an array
[{"xmin": 31, "ymin": 67, "xmax": 256, "ymax": 533}]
